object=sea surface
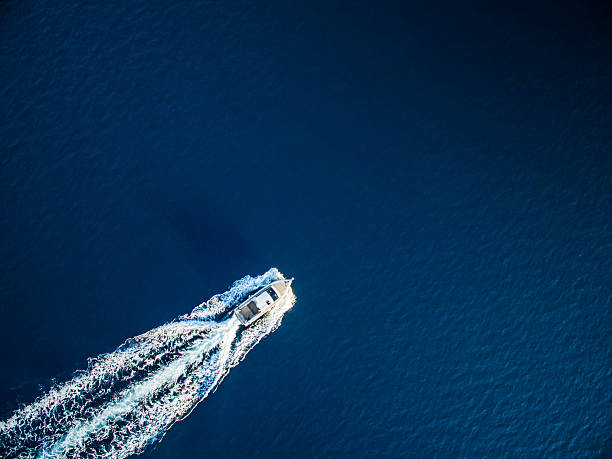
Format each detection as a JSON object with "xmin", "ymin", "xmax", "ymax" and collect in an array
[{"xmin": 1, "ymin": 1, "xmax": 611, "ymax": 457}]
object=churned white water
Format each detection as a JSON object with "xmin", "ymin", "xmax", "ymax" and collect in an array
[{"xmin": 0, "ymin": 268, "xmax": 295, "ymax": 458}]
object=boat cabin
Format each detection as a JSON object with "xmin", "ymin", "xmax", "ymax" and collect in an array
[{"xmin": 235, "ymin": 286, "xmax": 280, "ymax": 325}]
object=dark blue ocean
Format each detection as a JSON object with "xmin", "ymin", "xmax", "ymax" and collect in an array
[{"xmin": 1, "ymin": 1, "xmax": 611, "ymax": 457}]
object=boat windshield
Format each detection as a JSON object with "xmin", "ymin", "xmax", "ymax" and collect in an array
[{"xmin": 267, "ymin": 287, "xmax": 278, "ymax": 301}]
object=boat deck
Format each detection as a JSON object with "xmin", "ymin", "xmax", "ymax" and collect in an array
[{"xmin": 238, "ymin": 301, "xmax": 259, "ymax": 321}]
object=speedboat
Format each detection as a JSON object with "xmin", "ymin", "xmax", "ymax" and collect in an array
[{"xmin": 234, "ymin": 278, "xmax": 293, "ymax": 326}]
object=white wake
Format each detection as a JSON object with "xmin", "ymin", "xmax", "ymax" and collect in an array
[{"xmin": 0, "ymin": 268, "xmax": 295, "ymax": 458}]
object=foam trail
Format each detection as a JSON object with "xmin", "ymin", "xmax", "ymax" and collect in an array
[{"xmin": 0, "ymin": 268, "xmax": 295, "ymax": 458}]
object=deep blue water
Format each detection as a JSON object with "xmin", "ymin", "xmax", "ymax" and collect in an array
[{"xmin": 1, "ymin": 1, "xmax": 611, "ymax": 457}]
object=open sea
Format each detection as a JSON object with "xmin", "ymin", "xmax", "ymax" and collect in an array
[{"xmin": 1, "ymin": 1, "xmax": 611, "ymax": 457}]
